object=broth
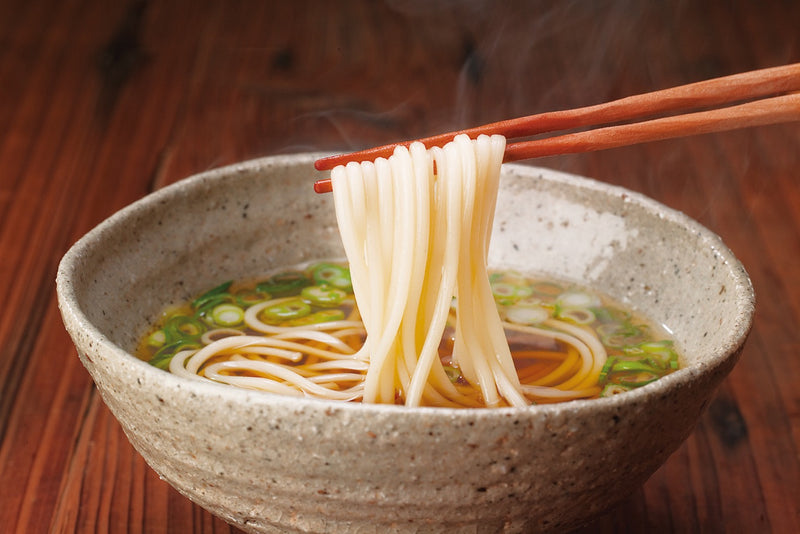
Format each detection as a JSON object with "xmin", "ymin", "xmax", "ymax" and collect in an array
[{"xmin": 136, "ymin": 261, "xmax": 679, "ymax": 407}]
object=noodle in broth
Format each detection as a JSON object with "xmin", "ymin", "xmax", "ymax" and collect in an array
[{"xmin": 137, "ymin": 135, "xmax": 679, "ymax": 407}]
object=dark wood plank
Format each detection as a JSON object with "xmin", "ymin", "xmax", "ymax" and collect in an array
[{"xmin": 0, "ymin": 0, "xmax": 798, "ymax": 532}]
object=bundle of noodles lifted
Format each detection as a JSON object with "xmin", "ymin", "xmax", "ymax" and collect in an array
[
  {"xmin": 153, "ymin": 134, "xmax": 681, "ymax": 408},
  {"xmin": 331, "ymin": 134, "xmax": 605, "ymax": 407}
]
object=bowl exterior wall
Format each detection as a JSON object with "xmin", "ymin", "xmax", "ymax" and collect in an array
[{"xmin": 71, "ymin": 340, "xmax": 740, "ymax": 533}]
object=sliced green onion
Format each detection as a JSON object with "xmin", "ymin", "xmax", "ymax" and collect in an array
[
  {"xmin": 597, "ymin": 322, "xmax": 645, "ymax": 348},
  {"xmin": 643, "ymin": 356, "xmax": 668, "ymax": 370},
  {"xmin": 192, "ymin": 281, "xmax": 233, "ymax": 309},
  {"xmin": 515, "ymin": 295, "xmax": 544, "ymax": 307},
  {"xmin": 234, "ymin": 289, "xmax": 271, "ymax": 307},
  {"xmin": 622, "ymin": 345, "xmax": 645, "ymax": 355},
  {"xmin": 146, "ymin": 329, "xmax": 166, "ymax": 347},
  {"xmin": 195, "ymin": 296, "xmax": 233, "ymax": 321},
  {"xmin": 557, "ymin": 291, "xmax": 600, "ymax": 309},
  {"xmin": 257, "ymin": 271, "xmax": 311, "ymax": 297},
  {"xmin": 558, "ymin": 308, "xmax": 596, "ymax": 325},
  {"xmin": 491, "ymin": 282, "xmax": 516, "ymax": 302},
  {"xmin": 488, "ymin": 272, "xmax": 504, "ymax": 283},
  {"xmin": 442, "ymin": 365, "xmax": 461, "ymax": 383},
  {"xmin": 626, "ymin": 340, "xmax": 677, "ymax": 369},
  {"xmin": 301, "ymin": 285, "xmax": 347, "ymax": 307},
  {"xmin": 283, "ymin": 309, "xmax": 346, "ymax": 326},
  {"xmin": 491, "ymin": 282, "xmax": 533, "ymax": 305},
  {"xmin": 599, "ymin": 357, "xmax": 617, "ymax": 383},
  {"xmin": 163, "ymin": 315, "xmax": 206, "ymax": 341},
  {"xmin": 616, "ymin": 371, "xmax": 660, "ymax": 388},
  {"xmin": 611, "ymin": 359, "xmax": 660, "ymax": 374},
  {"xmin": 310, "ymin": 263, "xmax": 352, "ymax": 291},
  {"xmin": 504, "ymin": 305, "xmax": 549, "ymax": 325},
  {"xmin": 661, "ymin": 349, "xmax": 680, "ymax": 371},
  {"xmin": 530, "ymin": 281, "xmax": 564, "ymax": 297},
  {"xmin": 592, "ymin": 306, "xmax": 632, "ymax": 324},
  {"xmin": 639, "ymin": 340, "xmax": 674, "ymax": 352},
  {"xmin": 260, "ymin": 299, "xmax": 311, "ymax": 323},
  {"xmin": 149, "ymin": 341, "xmax": 201, "ymax": 370},
  {"xmin": 211, "ymin": 303, "xmax": 245, "ymax": 326}
]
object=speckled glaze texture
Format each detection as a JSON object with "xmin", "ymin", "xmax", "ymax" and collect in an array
[{"xmin": 56, "ymin": 154, "xmax": 754, "ymax": 533}]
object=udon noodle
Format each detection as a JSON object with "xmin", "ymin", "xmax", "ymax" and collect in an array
[
  {"xmin": 140, "ymin": 134, "xmax": 679, "ymax": 407},
  {"xmin": 334, "ymin": 134, "xmax": 540, "ymax": 407}
]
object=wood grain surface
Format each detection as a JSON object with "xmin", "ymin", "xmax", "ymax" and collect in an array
[{"xmin": 0, "ymin": 1, "xmax": 798, "ymax": 532}]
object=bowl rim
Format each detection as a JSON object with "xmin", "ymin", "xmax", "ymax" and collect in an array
[{"xmin": 56, "ymin": 153, "xmax": 755, "ymax": 418}]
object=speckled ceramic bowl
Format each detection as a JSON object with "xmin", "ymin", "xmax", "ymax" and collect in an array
[{"xmin": 56, "ymin": 154, "xmax": 753, "ymax": 533}]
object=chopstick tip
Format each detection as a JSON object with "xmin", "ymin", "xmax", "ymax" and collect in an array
[
  {"xmin": 314, "ymin": 158, "xmax": 334, "ymax": 171},
  {"xmin": 314, "ymin": 179, "xmax": 333, "ymax": 194}
]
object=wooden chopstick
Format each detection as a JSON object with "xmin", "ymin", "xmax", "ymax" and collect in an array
[
  {"xmin": 313, "ymin": 63, "xmax": 800, "ymax": 194},
  {"xmin": 501, "ymin": 92, "xmax": 800, "ymax": 161}
]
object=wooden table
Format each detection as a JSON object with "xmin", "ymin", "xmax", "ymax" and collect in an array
[{"xmin": 1, "ymin": 1, "xmax": 798, "ymax": 532}]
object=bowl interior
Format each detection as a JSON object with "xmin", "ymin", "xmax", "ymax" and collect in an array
[{"xmin": 63, "ymin": 154, "xmax": 752, "ymax": 371}]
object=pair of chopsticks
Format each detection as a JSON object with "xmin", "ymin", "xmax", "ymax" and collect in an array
[{"xmin": 313, "ymin": 63, "xmax": 800, "ymax": 194}]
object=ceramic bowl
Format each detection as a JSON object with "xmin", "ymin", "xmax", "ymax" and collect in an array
[{"xmin": 56, "ymin": 154, "xmax": 754, "ymax": 533}]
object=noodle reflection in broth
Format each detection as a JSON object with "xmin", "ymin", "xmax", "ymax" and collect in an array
[{"xmin": 138, "ymin": 135, "xmax": 679, "ymax": 407}]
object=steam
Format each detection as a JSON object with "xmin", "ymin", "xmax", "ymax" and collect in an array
[
  {"xmin": 289, "ymin": 0, "xmax": 794, "ymax": 214},
  {"xmin": 305, "ymin": 0, "xmax": 658, "ymax": 152}
]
